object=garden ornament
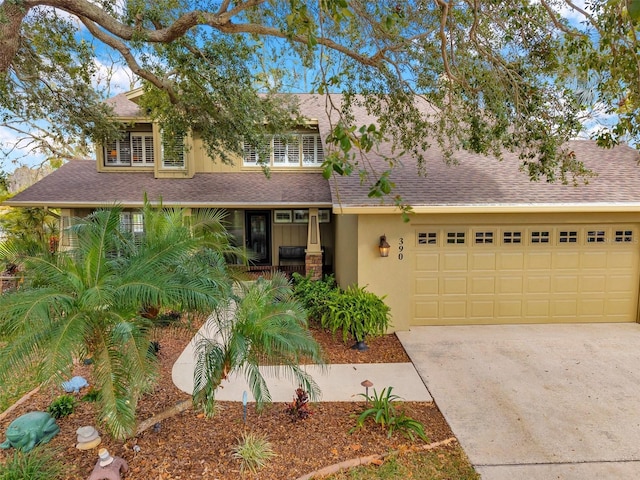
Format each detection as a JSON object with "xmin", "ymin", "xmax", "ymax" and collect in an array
[
  {"xmin": 62, "ymin": 375, "xmax": 89, "ymax": 393},
  {"xmin": 76, "ymin": 425, "xmax": 101, "ymax": 450},
  {"xmin": 87, "ymin": 448, "xmax": 129, "ymax": 480},
  {"xmin": 0, "ymin": 411, "xmax": 60, "ymax": 452}
]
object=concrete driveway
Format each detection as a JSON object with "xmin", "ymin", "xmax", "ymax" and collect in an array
[{"xmin": 396, "ymin": 324, "xmax": 640, "ymax": 480}]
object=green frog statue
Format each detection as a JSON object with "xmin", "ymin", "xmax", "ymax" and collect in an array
[{"xmin": 0, "ymin": 411, "xmax": 60, "ymax": 452}]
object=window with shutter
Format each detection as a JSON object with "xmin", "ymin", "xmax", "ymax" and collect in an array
[
  {"xmin": 243, "ymin": 133, "xmax": 323, "ymax": 167},
  {"xmin": 104, "ymin": 132, "xmax": 153, "ymax": 167},
  {"xmin": 161, "ymin": 133, "xmax": 185, "ymax": 168}
]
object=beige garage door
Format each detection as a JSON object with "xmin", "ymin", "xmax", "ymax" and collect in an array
[{"xmin": 412, "ymin": 225, "xmax": 640, "ymax": 325}]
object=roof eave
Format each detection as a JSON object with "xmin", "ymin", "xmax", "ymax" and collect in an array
[{"xmin": 333, "ymin": 203, "xmax": 640, "ymax": 215}]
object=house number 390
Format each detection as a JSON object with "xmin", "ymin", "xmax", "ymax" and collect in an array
[{"xmin": 398, "ymin": 237, "xmax": 404, "ymax": 260}]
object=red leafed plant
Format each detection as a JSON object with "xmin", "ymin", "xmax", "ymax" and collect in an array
[{"xmin": 285, "ymin": 387, "xmax": 312, "ymax": 421}]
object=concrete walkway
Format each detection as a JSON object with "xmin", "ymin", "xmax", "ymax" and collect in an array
[
  {"xmin": 171, "ymin": 318, "xmax": 431, "ymax": 403},
  {"xmin": 397, "ymin": 324, "xmax": 640, "ymax": 480}
]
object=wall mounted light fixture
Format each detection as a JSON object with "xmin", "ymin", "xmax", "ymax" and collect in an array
[{"xmin": 379, "ymin": 235, "xmax": 390, "ymax": 257}]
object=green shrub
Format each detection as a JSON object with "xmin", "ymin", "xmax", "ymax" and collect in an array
[
  {"xmin": 0, "ymin": 446, "xmax": 64, "ymax": 479},
  {"xmin": 46, "ymin": 394, "xmax": 77, "ymax": 419},
  {"xmin": 321, "ymin": 284, "xmax": 391, "ymax": 344},
  {"xmin": 231, "ymin": 431, "xmax": 277, "ymax": 473},
  {"xmin": 291, "ymin": 273, "xmax": 336, "ymax": 322},
  {"xmin": 352, "ymin": 387, "xmax": 428, "ymax": 442},
  {"xmin": 80, "ymin": 388, "xmax": 101, "ymax": 403}
]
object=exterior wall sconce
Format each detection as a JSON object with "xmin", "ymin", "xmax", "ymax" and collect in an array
[{"xmin": 379, "ymin": 235, "xmax": 390, "ymax": 257}]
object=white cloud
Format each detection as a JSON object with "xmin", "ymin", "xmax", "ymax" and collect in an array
[{"xmin": 93, "ymin": 58, "xmax": 138, "ymax": 96}]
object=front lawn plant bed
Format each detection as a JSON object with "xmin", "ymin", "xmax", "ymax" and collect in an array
[{"xmin": 0, "ymin": 321, "xmax": 477, "ymax": 479}]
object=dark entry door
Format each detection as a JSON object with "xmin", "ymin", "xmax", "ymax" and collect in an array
[{"xmin": 245, "ymin": 211, "xmax": 271, "ymax": 265}]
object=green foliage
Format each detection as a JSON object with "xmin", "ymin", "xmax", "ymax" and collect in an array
[
  {"xmin": 231, "ymin": 431, "xmax": 277, "ymax": 474},
  {"xmin": 324, "ymin": 448, "xmax": 480, "ymax": 479},
  {"xmin": 193, "ymin": 273, "xmax": 325, "ymax": 415},
  {"xmin": 352, "ymin": 387, "xmax": 428, "ymax": 442},
  {"xmin": 0, "ymin": 446, "xmax": 65, "ymax": 480},
  {"xmin": 46, "ymin": 394, "xmax": 77, "ymax": 419},
  {"xmin": 155, "ymin": 310, "xmax": 182, "ymax": 327},
  {"xmin": 291, "ymin": 272, "xmax": 336, "ymax": 322},
  {"xmin": 0, "ymin": 200, "xmax": 241, "ymax": 439},
  {"xmin": 0, "ymin": 207, "xmax": 59, "ymax": 260},
  {"xmin": 321, "ymin": 285, "xmax": 391, "ymax": 344},
  {"xmin": 3, "ymin": 0, "xmax": 637, "ymax": 198},
  {"xmin": 80, "ymin": 388, "xmax": 101, "ymax": 403}
]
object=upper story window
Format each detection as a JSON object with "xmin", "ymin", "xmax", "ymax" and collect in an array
[
  {"xmin": 161, "ymin": 133, "xmax": 185, "ymax": 169},
  {"xmin": 243, "ymin": 133, "xmax": 324, "ymax": 167},
  {"xmin": 105, "ymin": 132, "xmax": 154, "ymax": 167}
]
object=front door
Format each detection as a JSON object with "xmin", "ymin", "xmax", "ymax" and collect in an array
[{"xmin": 245, "ymin": 210, "xmax": 271, "ymax": 265}]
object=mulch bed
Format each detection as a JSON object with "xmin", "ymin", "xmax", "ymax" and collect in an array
[{"xmin": 0, "ymin": 323, "xmax": 454, "ymax": 479}]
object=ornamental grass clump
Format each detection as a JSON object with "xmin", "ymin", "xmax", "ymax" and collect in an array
[
  {"xmin": 0, "ymin": 446, "xmax": 64, "ymax": 480},
  {"xmin": 231, "ymin": 431, "xmax": 277, "ymax": 473}
]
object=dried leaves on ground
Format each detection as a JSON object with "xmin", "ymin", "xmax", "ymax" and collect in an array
[{"xmin": 0, "ymin": 324, "xmax": 458, "ymax": 479}]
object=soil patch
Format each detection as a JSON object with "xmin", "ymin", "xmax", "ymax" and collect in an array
[{"xmin": 0, "ymin": 325, "xmax": 453, "ymax": 479}]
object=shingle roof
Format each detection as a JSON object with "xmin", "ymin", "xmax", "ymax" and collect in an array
[
  {"xmin": 5, "ymin": 161, "xmax": 332, "ymax": 208},
  {"xmin": 294, "ymin": 94, "xmax": 640, "ymax": 210},
  {"xmin": 105, "ymin": 93, "xmax": 143, "ymax": 117},
  {"xmin": 9, "ymin": 92, "xmax": 640, "ymax": 211}
]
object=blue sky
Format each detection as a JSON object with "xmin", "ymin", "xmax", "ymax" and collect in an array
[{"xmin": 2, "ymin": 0, "xmax": 611, "ymax": 172}]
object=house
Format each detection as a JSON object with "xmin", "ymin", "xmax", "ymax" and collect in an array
[{"xmin": 6, "ymin": 90, "xmax": 640, "ymax": 330}]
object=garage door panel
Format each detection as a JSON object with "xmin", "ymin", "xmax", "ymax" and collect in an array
[
  {"xmin": 527, "ymin": 276, "xmax": 551, "ymax": 293},
  {"xmin": 526, "ymin": 252, "xmax": 552, "ymax": 269},
  {"xmin": 416, "ymin": 253, "xmax": 439, "ymax": 271},
  {"xmin": 608, "ymin": 251, "xmax": 636, "ymax": 269},
  {"xmin": 497, "ymin": 252, "xmax": 525, "ymax": 270},
  {"xmin": 554, "ymin": 300, "xmax": 578, "ymax": 316},
  {"xmin": 580, "ymin": 276, "xmax": 607, "ymax": 293},
  {"xmin": 470, "ymin": 300, "xmax": 494, "ymax": 318},
  {"xmin": 499, "ymin": 276, "xmax": 523, "ymax": 294},
  {"xmin": 412, "ymin": 224, "xmax": 639, "ymax": 326},
  {"xmin": 443, "ymin": 277, "xmax": 467, "ymax": 294},
  {"xmin": 415, "ymin": 277, "xmax": 439, "ymax": 295},
  {"xmin": 443, "ymin": 253, "xmax": 468, "ymax": 270},
  {"xmin": 608, "ymin": 274, "xmax": 635, "ymax": 293},
  {"xmin": 497, "ymin": 300, "xmax": 522, "ymax": 317},
  {"xmin": 471, "ymin": 276, "xmax": 495, "ymax": 294},
  {"xmin": 471, "ymin": 253, "xmax": 496, "ymax": 270},
  {"xmin": 415, "ymin": 300, "xmax": 438, "ymax": 320},
  {"xmin": 553, "ymin": 275, "xmax": 578, "ymax": 293},
  {"xmin": 581, "ymin": 251, "xmax": 608, "ymax": 269},
  {"xmin": 442, "ymin": 300, "xmax": 467, "ymax": 319},
  {"xmin": 554, "ymin": 252, "xmax": 580, "ymax": 269},
  {"xmin": 579, "ymin": 298, "xmax": 605, "ymax": 315},
  {"xmin": 525, "ymin": 299, "xmax": 551, "ymax": 317}
]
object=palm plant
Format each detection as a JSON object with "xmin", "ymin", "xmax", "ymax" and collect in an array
[
  {"xmin": 193, "ymin": 272, "xmax": 325, "ymax": 414},
  {"xmin": 0, "ymin": 201, "xmax": 240, "ymax": 439}
]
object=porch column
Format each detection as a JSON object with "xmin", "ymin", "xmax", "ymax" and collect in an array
[{"xmin": 305, "ymin": 208, "xmax": 323, "ymax": 280}]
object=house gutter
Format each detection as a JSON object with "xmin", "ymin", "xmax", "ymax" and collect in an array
[
  {"xmin": 2, "ymin": 201, "xmax": 332, "ymax": 209},
  {"xmin": 332, "ymin": 203, "xmax": 640, "ymax": 215}
]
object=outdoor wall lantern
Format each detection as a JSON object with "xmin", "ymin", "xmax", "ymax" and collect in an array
[{"xmin": 379, "ymin": 235, "xmax": 390, "ymax": 257}]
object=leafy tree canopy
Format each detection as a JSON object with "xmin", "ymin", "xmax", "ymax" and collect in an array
[{"xmin": 0, "ymin": 0, "xmax": 639, "ymax": 187}]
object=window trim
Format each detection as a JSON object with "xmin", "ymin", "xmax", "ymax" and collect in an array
[
  {"xmin": 104, "ymin": 132, "xmax": 155, "ymax": 167},
  {"xmin": 243, "ymin": 133, "xmax": 324, "ymax": 167}
]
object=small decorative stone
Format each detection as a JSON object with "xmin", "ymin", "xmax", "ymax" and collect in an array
[
  {"xmin": 87, "ymin": 448, "xmax": 129, "ymax": 480},
  {"xmin": 62, "ymin": 376, "xmax": 89, "ymax": 393},
  {"xmin": 76, "ymin": 425, "xmax": 101, "ymax": 450},
  {"xmin": 0, "ymin": 411, "xmax": 60, "ymax": 452}
]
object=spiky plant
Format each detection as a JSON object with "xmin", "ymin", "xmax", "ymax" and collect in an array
[
  {"xmin": 0, "ymin": 200, "xmax": 242, "ymax": 439},
  {"xmin": 231, "ymin": 431, "xmax": 276, "ymax": 474},
  {"xmin": 193, "ymin": 272, "xmax": 325, "ymax": 414}
]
